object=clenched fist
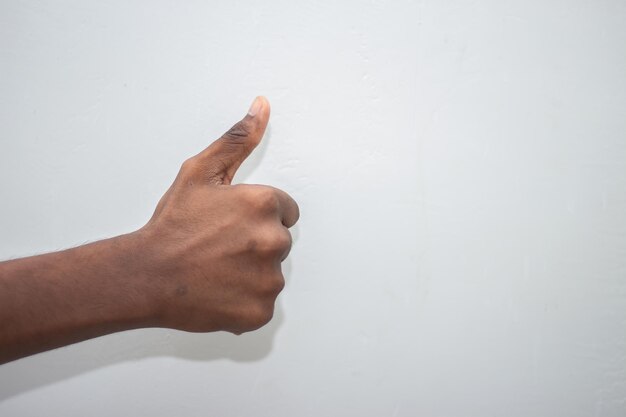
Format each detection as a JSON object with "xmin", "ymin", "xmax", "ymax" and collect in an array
[{"xmin": 139, "ymin": 96, "xmax": 299, "ymax": 333}]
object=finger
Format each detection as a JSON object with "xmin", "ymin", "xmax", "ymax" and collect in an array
[
  {"xmin": 280, "ymin": 229, "xmax": 293, "ymax": 261},
  {"xmin": 196, "ymin": 96, "xmax": 270, "ymax": 185},
  {"xmin": 272, "ymin": 187, "xmax": 300, "ymax": 228}
]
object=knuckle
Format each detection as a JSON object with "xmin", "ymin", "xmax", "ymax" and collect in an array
[
  {"xmin": 292, "ymin": 200, "xmax": 301, "ymax": 224},
  {"xmin": 260, "ymin": 272, "xmax": 285, "ymax": 296},
  {"xmin": 178, "ymin": 157, "xmax": 204, "ymax": 183},
  {"xmin": 256, "ymin": 229, "xmax": 291, "ymax": 256},
  {"xmin": 270, "ymin": 230, "xmax": 292, "ymax": 252},
  {"xmin": 242, "ymin": 303, "xmax": 274, "ymax": 331},
  {"xmin": 246, "ymin": 187, "xmax": 280, "ymax": 213},
  {"xmin": 181, "ymin": 157, "xmax": 199, "ymax": 174},
  {"xmin": 273, "ymin": 275, "xmax": 286, "ymax": 294}
]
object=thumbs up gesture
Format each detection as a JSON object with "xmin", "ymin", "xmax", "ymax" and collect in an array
[{"xmin": 139, "ymin": 97, "xmax": 299, "ymax": 334}]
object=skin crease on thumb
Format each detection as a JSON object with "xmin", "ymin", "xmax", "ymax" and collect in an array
[
  {"xmin": 220, "ymin": 96, "xmax": 270, "ymax": 151},
  {"xmin": 219, "ymin": 96, "xmax": 271, "ymax": 182},
  {"xmin": 190, "ymin": 97, "xmax": 271, "ymax": 185}
]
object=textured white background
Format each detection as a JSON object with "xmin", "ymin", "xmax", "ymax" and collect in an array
[{"xmin": 1, "ymin": 1, "xmax": 625, "ymax": 416}]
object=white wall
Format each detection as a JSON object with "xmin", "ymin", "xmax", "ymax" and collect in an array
[{"xmin": 1, "ymin": 1, "xmax": 625, "ymax": 416}]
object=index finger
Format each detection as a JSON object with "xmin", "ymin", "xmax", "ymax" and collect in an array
[{"xmin": 273, "ymin": 187, "xmax": 299, "ymax": 228}]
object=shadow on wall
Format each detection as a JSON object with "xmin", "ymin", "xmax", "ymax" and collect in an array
[{"xmin": 0, "ymin": 299, "xmax": 286, "ymax": 401}]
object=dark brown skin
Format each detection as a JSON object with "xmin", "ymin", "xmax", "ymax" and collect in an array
[{"xmin": 0, "ymin": 96, "xmax": 299, "ymax": 364}]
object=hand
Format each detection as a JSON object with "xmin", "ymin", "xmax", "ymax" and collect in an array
[
  {"xmin": 138, "ymin": 96, "xmax": 299, "ymax": 334},
  {"xmin": 0, "ymin": 96, "xmax": 295, "ymax": 363}
]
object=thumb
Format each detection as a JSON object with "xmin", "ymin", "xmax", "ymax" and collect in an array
[{"xmin": 197, "ymin": 96, "xmax": 270, "ymax": 185}]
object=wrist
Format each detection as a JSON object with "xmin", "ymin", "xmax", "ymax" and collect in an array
[{"xmin": 103, "ymin": 230, "xmax": 164, "ymax": 329}]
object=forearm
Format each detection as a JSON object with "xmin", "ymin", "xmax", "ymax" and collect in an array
[{"xmin": 0, "ymin": 232, "xmax": 155, "ymax": 364}]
